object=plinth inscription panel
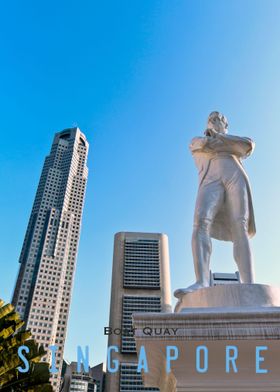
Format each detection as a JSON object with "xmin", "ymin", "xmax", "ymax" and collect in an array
[{"xmin": 133, "ymin": 307, "xmax": 280, "ymax": 392}]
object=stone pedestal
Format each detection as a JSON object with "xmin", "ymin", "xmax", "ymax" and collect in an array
[
  {"xmin": 133, "ymin": 285, "xmax": 280, "ymax": 392},
  {"xmin": 174, "ymin": 284, "xmax": 280, "ymax": 312}
]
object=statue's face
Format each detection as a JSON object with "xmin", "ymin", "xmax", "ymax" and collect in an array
[{"xmin": 207, "ymin": 112, "xmax": 228, "ymax": 134}]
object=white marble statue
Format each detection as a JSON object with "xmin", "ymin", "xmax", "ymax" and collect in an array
[{"xmin": 175, "ymin": 111, "xmax": 256, "ymax": 296}]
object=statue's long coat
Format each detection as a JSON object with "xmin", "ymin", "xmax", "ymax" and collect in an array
[{"xmin": 190, "ymin": 134, "xmax": 256, "ymax": 242}]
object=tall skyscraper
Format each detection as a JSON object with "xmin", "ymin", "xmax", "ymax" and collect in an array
[
  {"xmin": 105, "ymin": 232, "xmax": 171, "ymax": 392},
  {"xmin": 12, "ymin": 128, "xmax": 89, "ymax": 390}
]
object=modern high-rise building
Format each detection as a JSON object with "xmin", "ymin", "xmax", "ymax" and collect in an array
[
  {"xmin": 105, "ymin": 232, "xmax": 172, "ymax": 392},
  {"xmin": 12, "ymin": 128, "xmax": 89, "ymax": 391},
  {"xmin": 210, "ymin": 271, "xmax": 240, "ymax": 286}
]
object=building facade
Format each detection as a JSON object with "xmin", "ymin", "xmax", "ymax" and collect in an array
[
  {"xmin": 210, "ymin": 271, "xmax": 240, "ymax": 286},
  {"xmin": 105, "ymin": 232, "xmax": 171, "ymax": 392},
  {"xmin": 61, "ymin": 361, "xmax": 105, "ymax": 392},
  {"xmin": 12, "ymin": 128, "xmax": 89, "ymax": 390}
]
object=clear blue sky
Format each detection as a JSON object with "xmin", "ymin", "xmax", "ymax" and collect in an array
[{"xmin": 1, "ymin": 0, "xmax": 280, "ymax": 366}]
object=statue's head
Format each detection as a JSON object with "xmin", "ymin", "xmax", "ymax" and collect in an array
[{"xmin": 207, "ymin": 111, "xmax": 228, "ymax": 134}]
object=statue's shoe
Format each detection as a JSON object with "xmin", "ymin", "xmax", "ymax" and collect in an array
[{"xmin": 174, "ymin": 282, "xmax": 209, "ymax": 298}]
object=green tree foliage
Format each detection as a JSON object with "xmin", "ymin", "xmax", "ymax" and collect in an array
[{"xmin": 0, "ymin": 298, "xmax": 53, "ymax": 391}]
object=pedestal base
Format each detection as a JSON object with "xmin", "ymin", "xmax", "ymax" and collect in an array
[
  {"xmin": 133, "ymin": 285, "xmax": 280, "ymax": 392},
  {"xmin": 174, "ymin": 284, "xmax": 280, "ymax": 313}
]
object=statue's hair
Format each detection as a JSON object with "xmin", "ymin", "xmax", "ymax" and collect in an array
[{"xmin": 208, "ymin": 111, "xmax": 228, "ymax": 129}]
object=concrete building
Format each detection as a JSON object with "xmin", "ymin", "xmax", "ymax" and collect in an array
[
  {"xmin": 210, "ymin": 271, "xmax": 240, "ymax": 286},
  {"xmin": 105, "ymin": 232, "xmax": 172, "ymax": 392},
  {"xmin": 61, "ymin": 361, "xmax": 105, "ymax": 392},
  {"xmin": 12, "ymin": 128, "xmax": 89, "ymax": 390}
]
